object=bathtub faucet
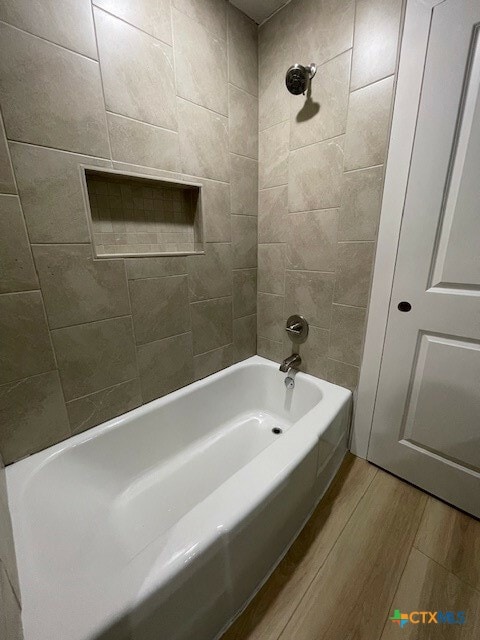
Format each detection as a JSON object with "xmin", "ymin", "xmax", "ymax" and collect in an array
[
  {"xmin": 280, "ymin": 354, "xmax": 301, "ymax": 389},
  {"xmin": 279, "ymin": 353, "xmax": 301, "ymax": 373}
]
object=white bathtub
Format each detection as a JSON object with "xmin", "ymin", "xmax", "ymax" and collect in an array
[{"xmin": 7, "ymin": 356, "xmax": 351, "ymax": 640}]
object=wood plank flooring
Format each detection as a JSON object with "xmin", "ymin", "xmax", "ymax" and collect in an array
[{"xmin": 222, "ymin": 454, "xmax": 480, "ymax": 640}]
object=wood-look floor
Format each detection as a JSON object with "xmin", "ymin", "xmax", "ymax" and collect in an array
[{"xmin": 222, "ymin": 454, "xmax": 480, "ymax": 640}]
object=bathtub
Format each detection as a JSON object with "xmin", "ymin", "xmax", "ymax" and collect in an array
[{"xmin": 7, "ymin": 355, "xmax": 351, "ymax": 640}]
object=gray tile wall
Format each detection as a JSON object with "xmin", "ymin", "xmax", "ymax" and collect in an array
[
  {"xmin": 0, "ymin": 453, "xmax": 22, "ymax": 638},
  {"xmin": 257, "ymin": 0, "xmax": 403, "ymax": 390},
  {"xmin": 0, "ymin": 0, "xmax": 258, "ymax": 466}
]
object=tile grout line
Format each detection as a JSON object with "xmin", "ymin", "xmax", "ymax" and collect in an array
[
  {"xmin": 122, "ymin": 261, "xmax": 143, "ymax": 402},
  {"xmin": 105, "ymin": 110, "xmax": 179, "ymax": 135},
  {"xmin": 65, "ymin": 375, "xmax": 139, "ymax": 405},
  {"xmin": 92, "ymin": 3, "xmax": 173, "ymax": 49},
  {"xmin": 0, "ymin": 18, "xmax": 99, "ymax": 63},
  {"xmin": 351, "ymin": 72, "xmax": 396, "ymax": 96},
  {"xmin": 274, "ymin": 461, "xmax": 379, "ymax": 640},
  {"xmin": 177, "ymin": 94, "xmax": 228, "ymax": 120},
  {"xmin": 90, "ymin": 2, "xmax": 114, "ymax": 164},
  {"xmin": 49, "ymin": 313, "xmax": 132, "ymax": 333},
  {"xmin": 7, "ymin": 138, "xmax": 111, "ymax": 162}
]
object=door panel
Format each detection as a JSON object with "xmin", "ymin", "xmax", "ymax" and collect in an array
[
  {"xmin": 368, "ymin": 0, "xmax": 480, "ymax": 517},
  {"xmin": 403, "ymin": 333, "xmax": 480, "ymax": 472},
  {"xmin": 432, "ymin": 33, "xmax": 480, "ymax": 288}
]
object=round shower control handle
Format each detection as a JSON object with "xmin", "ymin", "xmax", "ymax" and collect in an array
[
  {"xmin": 286, "ymin": 315, "xmax": 309, "ymax": 343},
  {"xmin": 286, "ymin": 322, "xmax": 303, "ymax": 335}
]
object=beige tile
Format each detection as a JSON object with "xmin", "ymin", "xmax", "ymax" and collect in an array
[
  {"xmin": 194, "ymin": 344, "xmax": 233, "ymax": 381},
  {"xmin": 232, "ymin": 215, "xmax": 257, "ymax": 268},
  {"xmin": 233, "ymin": 269, "xmax": 257, "ymax": 319},
  {"xmin": 0, "ymin": 115, "xmax": 15, "ymax": 195},
  {"xmin": 33, "ymin": 244, "xmax": 130, "ymax": 329},
  {"xmin": 0, "ymin": 195, "xmax": 37, "ymax": 294},
  {"xmin": 287, "ymin": 209, "xmax": 338, "ymax": 272},
  {"xmin": 126, "ymin": 256, "xmax": 187, "ymax": 279},
  {"xmin": 95, "ymin": 9, "xmax": 177, "ymax": 130},
  {"xmin": 108, "ymin": 113, "xmax": 180, "ymax": 172},
  {"xmin": 285, "ymin": 270, "xmax": 335, "ymax": 329},
  {"xmin": 0, "ymin": 23, "xmax": 108, "ymax": 156},
  {"xmin": 334, "ymin": 241, "xmax": 375, "ymax": 307},
  {"xmin": 328, "ymin": 303, "xmax": 366, "ymax": 365},
  {"xmin": 259, "ymin": 60, "xmax": 289, "ymax": 133},
  {"xmin": 279, "ymin": 472, "xmax": 426, "ymax": 640},
  {"xmin": 259, "ymin": 121, "xmax": 289, "ymax": 189},
  {"xmin": 290, "ymin": 0, "xmax": 354, "ymax": 65},
  {"xmin": 297, "ymin": 325, "xmax": 329, "ymax": 379},
  {"xmin": 0, "ymin": 562, "xmax": 23, "ymax": 639},
  {"xmin": 66, "ymin": 378, "xmax": 142, "ymax": 435},
  {"xmin": 223, "ymin": 455, "xmax": 377, "ymax": 640},
  {"xmin": 258, "ymin": 244, "xmax": 285, "ymax": 295},
  {"xmin": 344, "ymin": 76, "xmax": 394, "ymax": 171},
  {"xmin": 0, "ymin": 291, "xmax": 55, "ymax": 385},
  {"xmin": 227, "ymin": 4, "xmax": 257, "ymax": 97},
  {"xmin": 380, "ymin": 548, "xmax": 480, "ymax": 640},
  {"xmin": 258, "ymin": 8, "xmax": 291, "ymax": 131},
  {"xmin": 258, "ymin": 186, "xmax": 288, "ymax": 243},
  {"xmin": 202, "ymin": 179, "xmax": 231, "ymax": 242},
  {"xmin": 178, "ymin": 99, "xmax": 229, "ymax": 181},
  {"xmin": 351, "ymin": 0, "xmax": 402, "ymax": 91},
  {"xmin": 230, "ymin": 154, "xmax": 258, "ymax": 215},
  {"xmin": 338, "ymin": 165, "xmax": 384, "ymax": 241},
  {"xmin": 290, "ymin": 51, "xmax": 351, "ymax": 150},
  {"xmin": 257, "ymin": 292, "xmax": 284, "ymax": 342},
  {"xmin": 173, "ymin": 0, "xmax": 226, "ymax": 40},
  {"xmin": 93, "ymin": 0, "xmax": 172, "ymax": 45},
  {"xmin": 289, "ymin": 136, "xmax": 344, "ymax": 212},
  {"xmin": 191, "ymin": 297, "xmax": 232, "ymax": 355},
  {"xmin": 52, "ymin": 316, "xmax": 137, "ymax": 400},
  {"xmin": 257, "ymin": 337, "xmax": 284, "ymax": 364},
  {"xmin": 327, "ymin": 358, "xmax": 359, "ymax": 390},
  {"xmin": 0, "ymin": 467, "xmax": 20, "ymax": 602},
  {"xmin": 173, "ymin": 9, "xmax": 227, "ymax": 116},
  {"xmin": 414, "ymin": 497, "xmax": 480, "ymax": 591},
  {"xmin": 137, "ymin": 332, "xmax": 194, "ymax": 402},
  {"xmin": 129, "ymin": 275, "xmax": 190, "ymax": 344},
  {"xmin": 229, "ymin": 85, "xmax": 258, "ymax": 159},
  {"xmin": 0, "ymin": 371, "xmax": 70, "ymax": 465},
  {"xmin": 187, "ymin": 243, "xmax": 232, "ymax": 301},
  {"xmin": 233, "ymin": 314, "xmax": 256, "ymax": 362},
  {"xmin": 10, "ymin": 143, "xmax": 111, "ymax": 243},
  {"xmin": 0, "ymin": 0, "xmax": 97, "ymax": 57}
]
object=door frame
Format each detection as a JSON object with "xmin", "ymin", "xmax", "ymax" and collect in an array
[{"xmin": 351, "ymin": 0, "xmax": 447, "ymax": 458}]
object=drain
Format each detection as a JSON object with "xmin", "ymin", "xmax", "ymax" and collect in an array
[{"xmin": 272, "ymin": 427, "xmax": 283, "ymax": 435}]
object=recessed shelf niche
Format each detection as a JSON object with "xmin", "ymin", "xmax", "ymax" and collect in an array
[{"xmin": 83, "ymin": 167, "xmax": 204, "ymax": 258}]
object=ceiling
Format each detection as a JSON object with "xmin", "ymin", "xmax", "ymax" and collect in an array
[{"xmin": 230, "ymin": 0, "xmax": 291, "ymax": 24}]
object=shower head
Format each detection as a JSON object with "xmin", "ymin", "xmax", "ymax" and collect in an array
[{"xmin": 285, "ymin": 63, "xmax": 317, "ymax": 95}]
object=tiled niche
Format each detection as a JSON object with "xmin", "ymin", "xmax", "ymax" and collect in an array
[{"xmin": 83, "ymin": 168, "xmax": 204, "ymax": 257}]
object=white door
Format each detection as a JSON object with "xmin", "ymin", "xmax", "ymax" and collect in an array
[{"xmin": 368, "ymin": 0, "xmax": 480, "ymax": 518}]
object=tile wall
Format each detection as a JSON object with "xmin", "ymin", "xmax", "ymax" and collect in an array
[
  {"xmin": 256, "ymin": 0, "xmax": 403, "ymax": 390},
  {"xmin": 0, "ymin": 0, "xmax": 258, "ymax": 466},
  {"xmin": 0, "ymin": 453, "xmax": 22, "ymax": 639}
]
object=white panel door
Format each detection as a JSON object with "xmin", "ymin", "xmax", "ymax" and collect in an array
[{"xmin": 368, "ymin": 0, "xmax": 480, "ymax": 517}]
